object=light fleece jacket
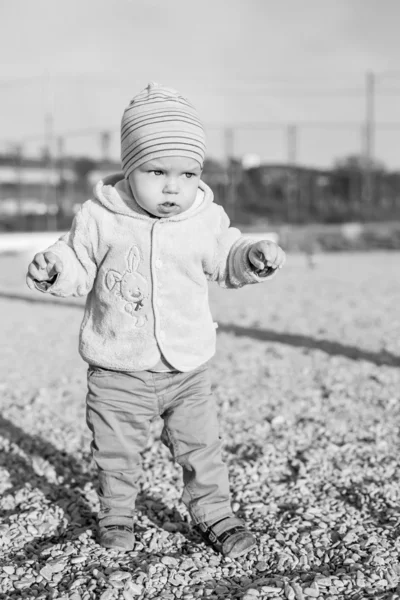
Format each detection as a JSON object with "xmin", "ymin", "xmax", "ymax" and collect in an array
[{"xmin": 37, "ymin": 174, "xmax": 276, "ymax": 372}]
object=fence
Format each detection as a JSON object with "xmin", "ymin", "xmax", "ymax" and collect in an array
[
  {"xmin": 1, "ymin": 160, "xmax": 399, "ymax": 232},
  {"xmin": 1, "ymin": 71, "xmax": 400, "ymax": 228},
  {"xmin": 0, "ymin": 125, "xmax": 400, "ymax": 230}
]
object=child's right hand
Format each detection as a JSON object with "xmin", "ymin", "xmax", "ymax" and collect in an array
[{"xmin": 26, "ymin": 251, "xmax": 63, "ymax": 290}]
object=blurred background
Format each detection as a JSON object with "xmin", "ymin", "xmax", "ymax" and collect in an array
[{"xmin": 1, "ymin": 0, "xmax": 400, "ymax": 251}]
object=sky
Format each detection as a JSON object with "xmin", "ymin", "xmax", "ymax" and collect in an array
[{"xmin": 1, "ymin": 0, "xmax": 399, "ymax": 168}]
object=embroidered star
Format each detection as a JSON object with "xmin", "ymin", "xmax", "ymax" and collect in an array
[{"xmin": 134, "ymin": 299, "xmax": 144, "ymax": 311}]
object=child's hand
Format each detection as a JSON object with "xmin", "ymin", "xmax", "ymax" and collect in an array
[
  {"xmin": 26, "ymin": 252, "xmax": 63, "ymax": 290},
  {"xmin": 248, "ymin": 241, "xmax": 286, "ymax": 273}
]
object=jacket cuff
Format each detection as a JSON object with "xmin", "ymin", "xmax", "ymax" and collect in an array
[
  {"xmin": 33, "ymin": 274, "xmax": 59, "ymax": 292},
  {"xmin": 240, "ymin": 240, "xmax": 278, "ymax": 284}
]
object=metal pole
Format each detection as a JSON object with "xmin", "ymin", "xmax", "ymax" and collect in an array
[
  {"xmin": 101, "ymin": 131, "xmax": 111, "ymax": 165},
  {"xmin": 224, "ymin": 127, "xmax": 236, "ymax": 220},
  {"xmin": 57, "ymin": 136, "xmax": 65, "ymax": 227},
  {"xmin": 44, "ymin": 111, "xmax": 56, "ymax": 229},
  {"xmin": 15, "ymin": 144, "xmax": 23, "ymax": 226},
  {"xmin": 43, "ymin": 72, "xmax": 56, "ymax": 230},
  {"xmin": 287, "ymin": 124, "xmax": 297, "ymax": 165},
  {"xmin": 286, "ymin": 124, "xmax": 297, "ymax": 222},
  {"xmin": 364, "ymin": 71, "xmax": 375, "ymax": 212}
]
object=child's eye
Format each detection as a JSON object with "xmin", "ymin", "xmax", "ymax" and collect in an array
[
  {"xmin": 184, "ymin": 172, "xmax": 195, "ymax": 178},
  {"xmin": 150, "ymin": 170, "xmax": 163, "ymax": 176}
]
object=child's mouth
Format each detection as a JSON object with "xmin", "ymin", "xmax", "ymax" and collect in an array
[{"xmin": 159, "ymin": 202, "xmax": 178, "ymax": 211}]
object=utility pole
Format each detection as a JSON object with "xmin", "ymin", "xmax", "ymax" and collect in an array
[
  {"xmin": 101, "ymin": 131, "xmax": 111, "ymax": 165},
  {"xmin": 44, "ymin": 108, "xmax": 56, "ymax": 229},
  {"xmin": 224, "ymin": 127, "xmax": 236, "ymax": 221},
  {"xmin": 57, "ymin": 136, "xmax": 65, "ymax": 225},
  {"xmin": 286, "ymin": 124, "xmax": 298, "ymax": 222},
  {"xmin": 14, "ymin": 144, "xmax": 23, "ymax": 223},
  {"xmin": 41, "ymin": 72, "xmax": 56, "ymax": 229},
  {"xmin": 57, "ymin": 136, "xmax": 65, "ymax": 180},
  {"xmin": 287, "ymin": 124, "xmax": 297, "ymax": 165},
  {"xmin": 364, "ymin": 71, "xmax": 375, "ymax": 213}
]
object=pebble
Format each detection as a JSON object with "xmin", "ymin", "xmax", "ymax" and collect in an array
[
  {"xmin": 13, "ymin": 579, "xmax": 33, "ymax": 590},
  {"xmin": 291, "ymin": 582, "xmax": 305, "ymax": 600},
  {"xmin": 315, "ymin": 577, "xmax": 331, "ymax": 587},
  {"xmin": 99, "ymin": 590, "xmax": 115, "ymax": 600},
  {"xmin": 163, "ymin": 522, "xmax": 180, "ymax": 532},
  {"xmin": 2, "ymin": 566, "xmax": 14, "ymax": 575},
  {"xmin": 69, "ymin": 577, "xmax": 87, "ymax": 590},
  {"xmin": 109, "ymin": 571, "xmax": 131, "ymax": 582},
  {"xmin": 48, "ymin": 561, "xmax": 66, "ymax": 573},
  {"xmin": 170, "ymin": 574, "xmax": 188, "ymax": 586},
  {"xmin": 71, "ymin": 556, "xmax": 87, "ymax": 564},
  {"xmin": 161, "ymin": 556, "xmax": 179, "ymax": 567},
  {"xmin": 124, "ymin": 581, "xmax": 144, "ymax": 596},
  {"xmin": 284, "ymin": 583, "xmax": 296, "ymax": 600},
  {"xmin": 342, "ymin": 530, "xmax": 358, "ymax": 544},
  {"xmin": 39, "ymin": 566, "xmax": 53, "ymax": 581},
  {"xmin": 114, "ymin": 581, "xmax": 127, "ymax": 590}
]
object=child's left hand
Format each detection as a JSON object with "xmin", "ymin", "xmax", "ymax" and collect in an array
[{"xmin": 248, "ymin": 240, "xmax": 286, "ymax": 273}]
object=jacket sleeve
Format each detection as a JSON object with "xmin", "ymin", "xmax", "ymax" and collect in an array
[
  {"xmin": 207, "ymin": 206, "xmax": 277, "ymax": 288},
  {"xmin": 34, "ymin": 203, "xmax": 98, "ymax": 297}
]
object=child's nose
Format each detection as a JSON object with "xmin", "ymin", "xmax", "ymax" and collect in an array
[{"xmin": 163, "ymin": 178, "xmax": 179, "ymax": 193}]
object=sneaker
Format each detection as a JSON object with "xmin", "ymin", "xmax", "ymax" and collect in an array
[
  {"xmin": 98, "ymin": 515, "xmax": 135, "ymax": 551},
  {"xmin": 194, "ymin": 516, "xmax": 256, "ymax": 558}
]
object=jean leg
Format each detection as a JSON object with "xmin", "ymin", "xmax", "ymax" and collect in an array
[
  {"xmin": 86, "ymin": 368, "xmax": 156, "ymax": 518},
  {"xmin": 160, "ymin": 367, "xmax": 232, "ymax": 524}
]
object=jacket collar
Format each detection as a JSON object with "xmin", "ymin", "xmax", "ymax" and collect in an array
[{"xmin": 93, "ymin": 173, "xmax": 213, "ymax": 222}]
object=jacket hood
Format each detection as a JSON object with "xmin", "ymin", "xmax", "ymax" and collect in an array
[{"xmin": 93, "ymin": 173, "xmax": 214, "ymax": 221}]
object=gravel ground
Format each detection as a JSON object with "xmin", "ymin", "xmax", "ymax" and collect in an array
[{"xmin": 0, "ymin": 251, "xmax": 400, "ymax": 600}]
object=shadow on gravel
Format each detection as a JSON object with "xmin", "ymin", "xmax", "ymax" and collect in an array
[
  {"xmin": 0, "ymin": 416, "xmax": 203, "ymax": 571},
  {"xmin": 219, "ymin": 322, "xmax": 400, "ymax": 368},
  {"xmin": 3, "ymin": 292, "xmax": 398, "ymax": 368},
  {"xmin": 0, "ymin": 414, "xmax": 244, "ymax": 599},
  {"xmin": 0, "ymin": 415, "xmax": 96, "ymax": 539},
  {"xmin": 333, "ymin": 481, "xmax": 400, "ymax": 537}
]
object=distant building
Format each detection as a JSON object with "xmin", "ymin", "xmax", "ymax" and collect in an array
[
  {"xmin": 0, "ymin": 156, "xmax": 120, "ymax": 217},
  {"xmin": 0, "ymin": 162, "xmax": 76, "ymax": 216}
]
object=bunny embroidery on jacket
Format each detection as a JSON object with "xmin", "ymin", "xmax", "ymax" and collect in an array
[{"xmin": 105, "ymin": 246, "xmax": 148, "ymax": 327}]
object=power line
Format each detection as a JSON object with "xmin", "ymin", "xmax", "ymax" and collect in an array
[
  {"xmin": 2, "ymin": 122, "xmax": 400, "ymax": 149},
  {"xmin": 1, "ymin": 71, "xmax": 400, "ymax": 87}
]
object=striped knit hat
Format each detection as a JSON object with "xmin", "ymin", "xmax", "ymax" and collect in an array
[{"xmin": 121, "ymin": 82, "xmax": 206, "ymax": 178}]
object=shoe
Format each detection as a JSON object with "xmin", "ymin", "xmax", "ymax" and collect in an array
[
  {"xmin": 98, "ymin": 515, "xmax": 135, "ymax": 551},
  {"xmin": 194, "ymin": 516, "xmax": 256, "ymax": 558}
]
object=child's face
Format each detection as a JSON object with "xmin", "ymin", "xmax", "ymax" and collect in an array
[{"xmin": 128, "ymin": 156, "xmax": 202, "ymax": 218}]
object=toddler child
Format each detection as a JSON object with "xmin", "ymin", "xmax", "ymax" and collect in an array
[{"xmin": 26, "ymin": 82, "xmax": 286, "ymax": 558}]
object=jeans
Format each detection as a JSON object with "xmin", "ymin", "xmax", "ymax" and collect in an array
[{"xmin": 86, "ymin": 363, "xmax": 232, "ymax": 524}]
